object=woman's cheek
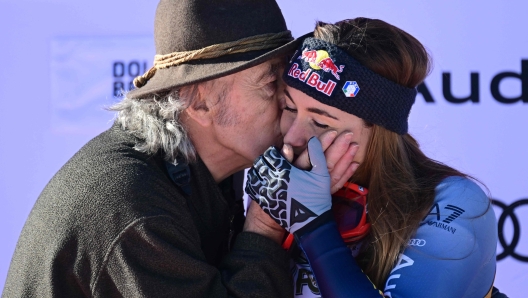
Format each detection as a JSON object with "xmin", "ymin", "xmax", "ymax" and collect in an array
[{"xmin": 353, "ymin": 127, "xmax": 372, "ymax": 164}]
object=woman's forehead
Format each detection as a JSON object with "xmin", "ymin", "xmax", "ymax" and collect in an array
[
  {"xmin": 286, "ymin": 86, "xmax": 364, "ymax": 125},
  {"xmin": 287, "ymin": 87, "xmax": 339, "ymax": 113}
]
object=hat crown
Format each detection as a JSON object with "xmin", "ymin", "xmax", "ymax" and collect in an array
[
  {"xmin": 126, "ymin": 0, "xmax": 296, "ymax": 99},
  {"xmin": 154, "ymin": 0, "xmax": 288, "ymax": 55}
]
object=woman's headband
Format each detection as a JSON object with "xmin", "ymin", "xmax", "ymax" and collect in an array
[{"xmin": 282, "ymin": 37, "xmax": 417, "ymax": 135}]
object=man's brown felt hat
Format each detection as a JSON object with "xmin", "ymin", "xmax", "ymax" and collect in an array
[{"xmin": 127, "ymin": 0, "xmax": 300, "ymax": 99}]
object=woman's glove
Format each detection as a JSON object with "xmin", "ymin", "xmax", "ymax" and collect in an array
[{"xmin": 245, "ymin": 137, "xmax": 332, "ymax": 234}]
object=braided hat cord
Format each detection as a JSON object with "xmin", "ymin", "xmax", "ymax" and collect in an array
[{"xmin": 134, "ymin": 31, "xmax": 292, "ymax": 88}]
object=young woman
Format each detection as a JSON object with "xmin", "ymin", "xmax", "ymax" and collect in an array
[{"xmin": 246, "ymin": 18, "xmax": 500, "ymax": 297}]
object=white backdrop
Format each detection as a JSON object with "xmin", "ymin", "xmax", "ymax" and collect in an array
[{"xmin": 0, "ymin": 0, "xmax": 526, "ymax": 296}]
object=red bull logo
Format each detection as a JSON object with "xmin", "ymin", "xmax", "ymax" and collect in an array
[
  {"xmin": 299, "ymin": 49, "xmax": 345, "ymax": 80},
  {"xmin": 287, "ymin": 63, "xmax": 337, "ymax": 96},
  {"xmin": 300, "ymin": 50, "xmax": 318, "ymax": 63}
]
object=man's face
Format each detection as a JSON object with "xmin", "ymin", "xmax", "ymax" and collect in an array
[{"xmin": 208, "ymin": 57, "xmax": 286, "ymax": 167}]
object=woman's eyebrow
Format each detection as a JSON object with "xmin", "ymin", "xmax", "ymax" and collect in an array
[
  {"xmin": 307, "ymin": 107, "xmax": 339, "ymax": 120},
  {"xmin": 285, "ymin": 89, "xmax": 339, "ymax": 120}
]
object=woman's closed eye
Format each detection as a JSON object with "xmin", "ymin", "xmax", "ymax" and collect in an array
[
  {"xmin": 284, "ymin": 105, "xmax": 297, "ymax": 113},
  {"xmin": 313, "ymin": 120, "xmax": 329, "ymax": 129},
  {"xmin": 283, "ymin": 105, "xmax": 330, "ymax": 129}
]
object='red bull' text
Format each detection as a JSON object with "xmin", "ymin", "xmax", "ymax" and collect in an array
[{"xmin": 288, "ymin": 63, "xmax": 337, "ymax": 96}]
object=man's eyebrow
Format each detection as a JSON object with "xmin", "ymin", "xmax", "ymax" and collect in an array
[
  {"xmin": 253, "ymin": 62, "xmax": 281, "ymax": 84},
  {"xmin": 284, "ymin": 89, "xmax": 339, "ymax": 120}
]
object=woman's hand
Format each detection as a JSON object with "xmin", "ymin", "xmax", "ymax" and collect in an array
[{"xmin": 281, "ymin": 131, "xmax": 359, "ymax": 194}]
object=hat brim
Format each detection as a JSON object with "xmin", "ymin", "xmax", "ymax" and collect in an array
[{"xmin": 126, "ymin": 34, "xmax": 308, "ymax": 99}]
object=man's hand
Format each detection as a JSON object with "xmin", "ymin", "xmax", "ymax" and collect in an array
[
  {"xmin": 282, "ymin": 131, "xmax": 359, "ymax": 194},
  {"xmin": 243, "ymin": 200, "xmax": 285, "ymax": 244}
]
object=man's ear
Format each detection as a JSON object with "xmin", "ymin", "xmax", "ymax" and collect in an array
[{"xmin": 184, "ymin": 85, "xmax": 213, "ymax": 127}]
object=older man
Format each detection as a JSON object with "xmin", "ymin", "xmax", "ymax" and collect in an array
[{"xmin": 3, "ymin": 0, "xmax": 355, "ymax": 297}]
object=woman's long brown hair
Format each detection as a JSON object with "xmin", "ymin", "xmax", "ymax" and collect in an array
[{"xmin": 314, "ymin": 18, "xmax": 466, "ymax": 288}]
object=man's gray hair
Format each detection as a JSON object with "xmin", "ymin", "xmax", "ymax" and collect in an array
[{"xmin": 109, "ymin": 87, "xmax": 197, "ymax": 163}]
